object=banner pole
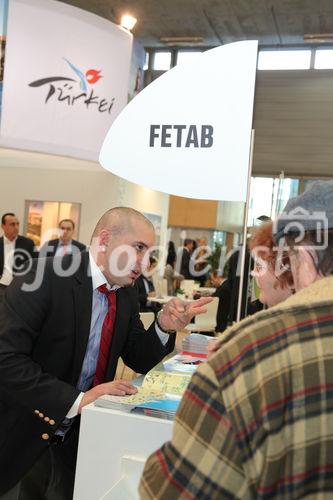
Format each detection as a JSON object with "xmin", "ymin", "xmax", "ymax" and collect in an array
[{"xmin": 236, "ymin": 129, "xmax": 255, "ymax": 323}]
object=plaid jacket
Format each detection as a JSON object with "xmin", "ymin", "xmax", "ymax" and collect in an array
[{"xmin": 140, "ymin": 277, "xmax": 333, "ymax": 499}]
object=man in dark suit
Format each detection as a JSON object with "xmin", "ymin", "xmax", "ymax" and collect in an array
[
  {"xmin": 40, "ymin": 218, "xmax": 86, "ymax": 257},
  {"xmin": 0, "ymin": 212, "xmax": 35, "ymax": 303},
  {"xmin": 227, "ymin": 242, "xmax": 253, "ymax": 322},
  {"xmin": 135, "ymin": 256, "xmax": 161, "ymax": 314},
  {"xmin": 0, "ymin": 207, "xmax": 211, "ymax": 500},
  {"xmin": 210, "ymin": 271, "xmax": 231, "ymax": 333},
  {"xmin": 179, "ymin": 238, "xmax": 195, "ymax": 279}
]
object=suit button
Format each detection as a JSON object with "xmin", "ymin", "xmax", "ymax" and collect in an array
[
  {"xmin": 42, "ymin": 433, "xmax": 49, "ymax": 440},
  {"xmin": 49, "ymin": 420, "xmax": 55, "ymax": 426},
  {"xmin": 44, "ymin": 417, "xmax": 50, "ymax": 422}
]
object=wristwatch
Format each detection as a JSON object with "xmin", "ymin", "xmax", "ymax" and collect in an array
[{"xmin": 156, "ymin": 309, "xmax": 176, "ymax": 334}]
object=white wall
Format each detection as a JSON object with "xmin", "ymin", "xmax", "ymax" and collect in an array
[{"xmin": 0, "ymin": 162, "xmax": 169, "ymax": 247}]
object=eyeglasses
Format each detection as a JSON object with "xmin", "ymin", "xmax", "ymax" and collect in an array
[{"xmin": 253, "ymin": 261, "xmax": 269, "ymax": 272}]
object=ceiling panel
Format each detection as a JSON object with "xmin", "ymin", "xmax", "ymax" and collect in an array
[{"xmin": 58, "ymin": 0, "xmax": 333, "ymax": 47}]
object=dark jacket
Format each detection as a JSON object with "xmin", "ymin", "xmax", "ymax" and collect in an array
[
  {"xmin": 227, "ymin": 246, "xmax": 253, "ymax": 322},
  {"xmin": 135, "ymin": 275, "xmax": 154, "ymax": 309},
  {"xmin": 213, "ymin": 279, "xmax": 231, "ymax": 332},
  {"xmin": 0, "ymin": 235, "xmax": 35, "ymax": 278},
  {"xmin": 180, "ymin": 248, "xmax": 195, "ymax": 280},
  {"xmin": 135, "ymin": 275, "xmax": 160, "ymax": 314},
  {"xmin": 0, "ymin": 251, "xmax": 175, "ymax": 494},
  {"xmin": 39, "ymin": 238, "xmax": 86, "ymax": 257}
]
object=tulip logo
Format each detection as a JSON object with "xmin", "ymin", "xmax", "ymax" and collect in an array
[{"xmin": 28, "ymin": 58, "xmax": 114, "ymax": 114}]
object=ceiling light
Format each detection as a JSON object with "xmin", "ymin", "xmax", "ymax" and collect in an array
[
  {"xmin": 304, "ymin": 33, "xmax": 333, "ymax": 43},
  {"xmin": 160, "ymin": 36, "xmax": 204, "ymax": 46},
  {"xmin": 120, "ymin": 14, "xmax": 137, "ymax": 31}
]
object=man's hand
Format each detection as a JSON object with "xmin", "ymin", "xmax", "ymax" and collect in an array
[
  {"xmin": 78, "ymin": 380, "xmax": 137, "ymax": 413},
  {"xmin": 158, "ymin": 296, "xmax": 213, "ymax": 331}
]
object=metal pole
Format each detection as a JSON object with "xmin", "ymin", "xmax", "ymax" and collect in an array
[{"xmin": 236, "ymin": 129, "xmax": 255, "ymax": 323}]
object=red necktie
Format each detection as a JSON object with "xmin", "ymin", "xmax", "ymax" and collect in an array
[{"xmin": 93, "ymin": 285, "xmax": 117, "ymax": 387}]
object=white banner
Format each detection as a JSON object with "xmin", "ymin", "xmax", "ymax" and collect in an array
[
  {"xmin": 100, "ymin": 41, "xmax": 258, "ymax": 202},
  {"xmin": 0, "ymin": 0, "xmax": 132, "ymax": 161}
]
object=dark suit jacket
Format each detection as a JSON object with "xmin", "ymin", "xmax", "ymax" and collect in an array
[
  {"xmin": 227, "ymin": 246, "xmax": 253, "ymax": 322},
  {"xmin": 0, "ymin": 235, "xmax": 35, "ymax": 278},
  {"xmin": 0, "ymin": 252, "xmax": 175, "ymax": 495},
  {"xmin": 39, "ymin": 238, "xmax": 86, "ymax": 257},
  {"xmin": 213, "ymin": 279, "xmax": 231, "ymax": 332},
  {"xmin": 135, "ymin": 275, "xmax": 154, "ymax": 309},
  {"xmin": 180, "ymin": 248, "xmax": 194, "ymax": 280},
  {"xmin": 135, "ymin": 275, "xmax": 161, "ymax": 314}
]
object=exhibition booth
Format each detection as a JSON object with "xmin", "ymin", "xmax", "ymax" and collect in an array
[{"xmin": 0, "ymin": 1, "xmax": 257, "ymax": 499}]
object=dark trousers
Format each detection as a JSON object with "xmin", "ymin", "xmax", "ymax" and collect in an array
[{"xmin": 0, "ymin": 427, "xmax": 79, "ymax": 500}]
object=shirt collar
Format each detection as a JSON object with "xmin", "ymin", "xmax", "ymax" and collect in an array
[
  {"xmin": 88, "ymin": 251, "xmax": 120, "ymax": 292},
  {"xmin": 4, "ymin": 236, "xmax": 17, "ymax": 245}
]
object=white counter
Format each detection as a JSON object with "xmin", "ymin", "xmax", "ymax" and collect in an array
[{"xmin": 73, "ymin": 403, "xmax": 173, "ymax": 500}]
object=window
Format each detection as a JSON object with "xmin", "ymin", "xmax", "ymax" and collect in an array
[
  {"xmin": 248, "ymin": 177, "xmax": 275, "ymax": 226},
  {"xmin": 143, "ymin": 51, "xmax": 149, "ymax": 70},
  {"xmin": 258, "ymin": 50, "xmax": 311, "ymax": 70},
  {"xmin": 24, "ymin": 200, "xmax": 81, "ymax": 248},
  {"xmin": 176, "ymin": 50, "xmax": 202, "ymax": 66},
  {"xmin": 153, "ymin": 51, "xmax": 172, "ymax": 71},
  {"xmin": 212, "ymin": 231, "xmax": 226, "ymax": 245},
  {"xmin": 314, "ymin": 49, "xmax": 333, "ymax": 69},
  {"xmin": 248, "ymin": 177, "xmax": 299, "ymax": 226}
]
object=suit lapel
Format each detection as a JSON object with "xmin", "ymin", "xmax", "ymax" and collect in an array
[
  {"xmin": 14, "ymin": 235, "xmax": 22, "ymax": 250},
  {"xmin": 71, "ymin": 252, "xmax": 93, "ymax": 384},
  {"xmin": 12, "ymin": 238, "xmax": 18, "ymax": 275}
]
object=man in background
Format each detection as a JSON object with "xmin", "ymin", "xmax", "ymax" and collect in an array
[
  {"xmin": 140, "ymin": 181, "xmax": 333, "ymax": 499},
  {"xmin": 135, "ymin": 256, "xmax": 160, "ymax": 314},
  {"xmin": 0, "ymin": 213, "xmax": 35, "ymax": 303},
  {"xmin": 210, "ymin": 270, "xmax": 231, "ymax": 333},
  {"xmin": 40, "ymin": 218, "xmax": 86, "ymax": 257},
  {"xmin": 179, "ymin": 238, "xmax": 195, "ymax": 279}
]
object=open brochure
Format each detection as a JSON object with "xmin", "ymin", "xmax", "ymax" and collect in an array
[{"xmin": 95, "ymin": 353, "xmax": 204, "ymax": 418}]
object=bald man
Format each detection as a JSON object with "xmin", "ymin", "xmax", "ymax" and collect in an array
[{"xmin": 0, "ymin": 207, "xmax": 211, "ymax": 500}]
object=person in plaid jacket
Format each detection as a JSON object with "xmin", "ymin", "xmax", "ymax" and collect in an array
[{"xmin": 140, "ymin": 180, "xmax": 333, "ymax": 499}]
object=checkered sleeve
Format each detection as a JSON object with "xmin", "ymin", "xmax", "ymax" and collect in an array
[{"xmin": 139, "ymin": 362, "xmax": 249, "ymax": 499}]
